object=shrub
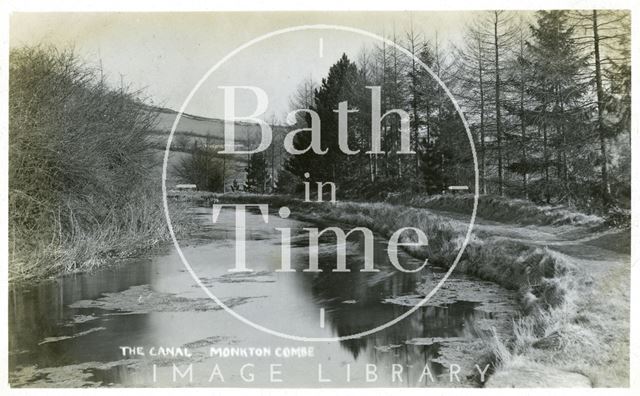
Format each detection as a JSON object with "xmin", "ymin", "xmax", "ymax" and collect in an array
[
  {"xmin": 173, "ymin": 137, "xmax": 227, "ymax": 192},
  {"xmin": 9, "ymin": 46, "xmax": 167, "ymax": 281}
]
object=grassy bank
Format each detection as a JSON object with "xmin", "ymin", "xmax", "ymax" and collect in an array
[
  {"xmin": 192, "ymin": 192, "xmax": 628, "ymax": 387},
  {"xmin": 191, "ymin": 192, "xmax": 598, "ymax": 292},
  {"xmin": 8, "ymin": 46, "xmax": 188, "ymax": 283},
  {"xmin": 9, "ymin": 189, "xmax": 192, "ymax": 283},
  {"xmin": 386, "ymin": 193, "xmax": 605, "ymax": 227},
  {"xmin": 487, "ymin": 248, "xmax": 629, "ymax": 387}
]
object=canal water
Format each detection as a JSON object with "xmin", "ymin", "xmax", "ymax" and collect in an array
[{"xmin": 9, "ymin": 206, "xmax": 517, "ymax": 387}]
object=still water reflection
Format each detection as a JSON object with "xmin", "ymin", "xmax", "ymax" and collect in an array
[{"xmin": 9, "ymin": 206, "xmax": 514, "ymax": 387}]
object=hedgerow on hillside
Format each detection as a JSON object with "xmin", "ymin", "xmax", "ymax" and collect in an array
[{"xmin": 9, "ymin": 46, "xmax": 174, "ymax": 281}]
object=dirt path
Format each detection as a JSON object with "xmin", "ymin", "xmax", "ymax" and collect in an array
[{"xmin": 436, "ymin": 209, "xmax": 630, "ymax": 387}]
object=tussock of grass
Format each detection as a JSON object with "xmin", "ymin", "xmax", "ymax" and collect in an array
[
  {"xmin": 10, "ymin": 188, "xmax": 192, "ymax": 283},
  {"xmin": 486, "ymin": 250, "xmax": 629, "ymax": 387}
]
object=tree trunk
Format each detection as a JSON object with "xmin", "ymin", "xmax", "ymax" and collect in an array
[
  {"xmin": 494, "ymin": 13, "xmax": 504, "ymax": 196},
  {"xmin": 592, "ymin": 10, "xmax": 612, "ymax": 205},
  {"xmin": 543, "ymin": 122, "xmax": 550, "ymax": 204},
  {"xmin": 519, "ymin": 35, "xmax": 528, "ymax": 199},
  {"xmin": 478, "ymin": 39, "xmax": 487, "ymax": 195},
  {"xmin": 410, "ymin": 43, "xmax": 420, "ymax": 180}
]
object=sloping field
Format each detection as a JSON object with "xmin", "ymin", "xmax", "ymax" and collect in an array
[{"xmin": 147, "ymin": 107, "xmax": 283, "ymax": 189}]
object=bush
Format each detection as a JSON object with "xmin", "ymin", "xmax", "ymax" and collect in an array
[
  {"xmin": 9, "ymin": 46, "xmax": 169, "ymax": 281},
  {"xmin": 173, "ymin": 137, "xmax": 227, "ymax": 192}
]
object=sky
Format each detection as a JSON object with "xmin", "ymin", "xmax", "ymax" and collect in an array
[{"xmin": 10, "ymin": 12, "xmax": 475, "ymax": 120}]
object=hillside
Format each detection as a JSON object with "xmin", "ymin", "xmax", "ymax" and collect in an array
[{"xmin": 148, "ymin": 106, "xmax": 288, "ymax": 189}]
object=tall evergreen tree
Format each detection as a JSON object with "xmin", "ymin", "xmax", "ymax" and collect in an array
[
  {"xmin": 286, "ymin": 54, "xmax": 365, "ymax": 193},
  {"xmin": 245, "ymin": 152, "xmax": 269, "ymax": 193},
  {"xmin": 525, "ymin": 10, "xmax": 590, "ymax": 203}
]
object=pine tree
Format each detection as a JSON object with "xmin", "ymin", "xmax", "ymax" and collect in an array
[
  {"xmin": 502, "ymin": 18, "xmax": 533, "ymax": 199},
  {"xmin": 456, "ymin": 25, "xmax": 490, "ymax": 194},
  {"xmin": 571, "ymin": 10, "xmax": 631, "ymax": 207},
  {"xmin": 245, "ymin": 152, "xmax": 269, "ymax": 193},
  {"xmin": 405, "ymin": 20, "xmax": 423, "ymax": 181},
  {"xmin": 525, "ymin": 10, "xmax": 590, "ymax": 203},
  {"xmin": 286, "ymin": 54, "xmax": 365, "ymax": 192},
  {"xmin": 457, "ymin": 11, "xmax": 518, "ymax": 196}
]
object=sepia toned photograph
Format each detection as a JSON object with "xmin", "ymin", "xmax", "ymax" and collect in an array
[{"xmin": 2, "ymin": 1, "xmax": 636, "ymax": 391}]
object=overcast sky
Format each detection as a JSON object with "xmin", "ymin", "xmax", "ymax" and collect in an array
[{"xmin": 11, "ymin": 12, "xmax": 475, "ymax": 120}]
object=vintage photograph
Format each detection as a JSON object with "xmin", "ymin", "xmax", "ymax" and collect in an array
[{"xmin": 4, "ymin": 6, "xmax": 633, "ymax": 389}]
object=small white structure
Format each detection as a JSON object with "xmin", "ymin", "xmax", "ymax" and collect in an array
[
  {"xmin": 447, "ymin": 185, "xmax": 469, "ymax": 194},
  {"xmin": 175, "ymin": 184, "xmax": 197, "ymax": 191}
]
